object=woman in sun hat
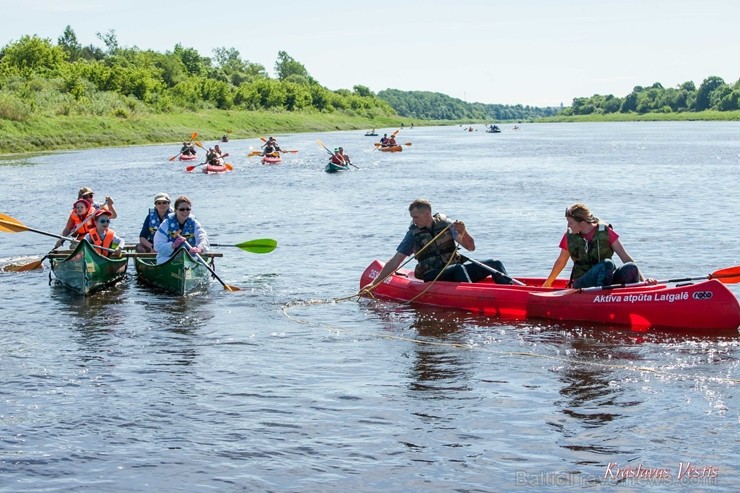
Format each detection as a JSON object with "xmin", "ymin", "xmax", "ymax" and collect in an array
[{"xmin": 135, "ymin": 192, "xmax": 174, "ymax": 253}]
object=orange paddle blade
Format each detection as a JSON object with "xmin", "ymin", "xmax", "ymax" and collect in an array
[
  {"xmin": 4, "ymin": 258, "xmax": 44, "ymax": 272},
  {"xmin": 711, "ymin": 266, "xmax": 740, "ymax": 284},
  {"xmin": 0, "ymin": 214, "xmax": 28, "ymax": 233}
]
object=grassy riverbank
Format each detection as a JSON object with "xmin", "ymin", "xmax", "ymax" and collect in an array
[
  {"xmin": 0, "ymin": 110, "xmax": 427, "ymax": 155},
  {"xmin": 538, "ymin": 110, "xmax": 740, "ymax": 123}
]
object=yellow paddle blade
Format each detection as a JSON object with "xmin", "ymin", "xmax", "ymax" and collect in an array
[
  {"xmin": 0, "ymin": 214, "xmax": 28, "ymax": 233},
  {"xmin": 3, "ymin": 258, "xmax": 43, "ymax": 272}
]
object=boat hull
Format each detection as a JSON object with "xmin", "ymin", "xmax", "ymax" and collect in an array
[
  {"xmin": 50, "ymin": 240, "xmax": 128, "ymax": 295},
  {"xmin": 378, "ymin": 145, "xmax": 402, "ymax": 153},
  {"xmin": 202, "ymin": 164, "xmax": 231, "ymax": 174},
  {"xmin": 325, "ymin": 162, "xmax": 349, "ymax": 173},
  {"xmin": 178, "ymin": 153, "xmax": 197, "ymax": 161},
  {"xmin": 262, "ymin": 156, "xmax": 283, "ymax": 165},
  {"xmin": 360, "ymin": 260, "xmax": 740, "ymax": 331},
  {"xmin": 134, "ymin": 248, "xmax": 213, "ymax": 295}
]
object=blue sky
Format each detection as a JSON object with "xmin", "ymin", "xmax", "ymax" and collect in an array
[{"xmin": 3, "ymin": 0, "xmax": 738, "ymax": 107}]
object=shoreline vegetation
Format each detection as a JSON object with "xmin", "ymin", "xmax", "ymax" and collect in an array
[
  {"xmin": 2, "ymin": 108, "xmax": 738, "ymax": 157},
  {"xmin": 0, "ymin": 110, "xmax": 425, "ymax": 156},
  {"xmin": 1, "ymin": 28, "xmax": 739, "ymax": 156}
]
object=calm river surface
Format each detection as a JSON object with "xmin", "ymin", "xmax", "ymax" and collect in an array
[{"xmin": 1, "ymin": 122, "xmax": 739, "ymax": 492}]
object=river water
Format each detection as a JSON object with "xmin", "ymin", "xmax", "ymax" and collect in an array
[{"xmin": 1, "ymin": 122, "xmax": 739, "ymax": 492}]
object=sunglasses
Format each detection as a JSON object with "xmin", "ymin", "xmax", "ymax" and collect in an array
[
  {"xmin": 177, "ymin": 208, "xmax": 191, "ymax": 211},
  {"xmin": 97, "ymin": 219, "xmax": 110, "ymax": 224},
  {"xmin": 83, "ymin": 193, "xmax": 94, "ymax": 199},
  {"xmin": 155, "ymin": 201, "xmax": 170, "ymax": 205}
]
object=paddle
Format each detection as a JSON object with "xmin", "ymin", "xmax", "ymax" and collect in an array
[
  {"xmin": 169, "ymin": 132, "xmax": 198, "ymax": 161},
  {"xmin": 460, "ymin": 255, "xmax": 525, "ymax": 286},
  {"xmin": 209, "ymin": 238, "xmax": 277, "ymax": 254},
  {"xmin": 373, "ymin": 142, "xmax": 412, "ymax": 147},
  {"xmin": 538, "ymin": 266, "xmax": 740, "ymax": 297},
  {"xmin": 0, "ymin": 213, "xmax": 118, "ymax": 253},
  {"xmin": 175, "ymin": 240, "xmax": 239, "ymax": 292},
  {"xmin": 3, "ymin": 249, "xmax": 57, "ymax": 272},
  {"xmin": 193, "ymin": 249, "xmax": 240, "ymax": 292}
]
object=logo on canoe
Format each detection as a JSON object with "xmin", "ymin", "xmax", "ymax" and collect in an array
[{"xmin": 692, "ymin": 291, "xmax": 714, "ymax": 300}]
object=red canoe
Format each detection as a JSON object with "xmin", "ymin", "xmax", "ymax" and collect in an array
[
  {"xmin": 359, "ymin": 260, "xmax": 740, "ymax": 331},
  {"xmin": 178, "ymin": 153, "xmax": 197, "ymax": 161}
]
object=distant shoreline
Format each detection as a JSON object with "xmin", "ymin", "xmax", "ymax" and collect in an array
[
  {"xmin": 2, "ymin": 109, "xmax": 738, "ymax": 156},
  {"xmin": 537, "ymin": 109, "xmax": 740, "ymax": 123}
]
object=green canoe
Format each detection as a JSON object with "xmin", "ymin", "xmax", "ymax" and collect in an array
[
  {"xmin": 49, "ymin": 239, "xmax": 128, "ymax": 295},
  {"xmin": 324, "ymin": 161, "xmax": 350, "ymax": 173},
  {"xmin": 134, "ymin": 247, "xmax": 222, "ymax": 295}
]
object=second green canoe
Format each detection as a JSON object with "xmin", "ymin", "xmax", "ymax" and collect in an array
[{"xmin": 134, "ymin": 247, "xmax": 221, "ymax": 295}]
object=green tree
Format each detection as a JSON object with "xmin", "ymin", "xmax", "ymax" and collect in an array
[
  {"xmin": 694, "ymin": 76, "xmax": 725, "ymax": 111},
  {"xmin": 57, "ymin": 25, "xmax": 82, "ymax": 61},
  {"xmin": 274, "ymin": 51, "xmax": 314, "ymax": 83},
  {"xmin": 96, "ymin": 29, "xmax": 119, "ymax": 55},
  {"xmin": 173, "ymin": 44, "xmax": 209, "ymax": 76},
  {"xmin": 353, "ymin": 85, "xmax": 374, "ymax": 97},
  {"xmin": 0, "ymin": 35, "xmax": 67, "ymax": 77}
]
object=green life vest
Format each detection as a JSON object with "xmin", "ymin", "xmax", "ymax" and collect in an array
[
  {"xmin": 567, "ymin": 222, "xmax": 614, "ymax": 281},
  {"xmin": 411, "ymin": 213, "xmax": 461, "ymax": 279}
]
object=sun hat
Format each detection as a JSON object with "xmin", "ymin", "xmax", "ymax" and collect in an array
[
  {"xmin": 74, "ymin": 199, "xmax": 91, "ymax": 209},
  {"xmin": 78, "ymin": 186, "xmax": 94, "ymax": 197},
  {"xmin": 154, "ymin": 192, "xmax": 171, "ymax": 203}
]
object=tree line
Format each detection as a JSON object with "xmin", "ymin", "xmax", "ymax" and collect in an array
[
  {"xmin": 0, "ymin": 27, "xmax": 396, "ymax": 122},
  {"xmin": 377, "ymin": 89, "xmax": 560, "ymax": 121},
  {"xmin": 561, "ymin": 77, "xmax": 740, "ymax": 116}
]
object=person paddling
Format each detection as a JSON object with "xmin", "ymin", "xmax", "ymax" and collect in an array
[
  {"xmin": 153, "ymin": 195, "xmax": 209, "ymax": 265},
  {"xmin": 362, "ymin": 199, "xmax": 513, "ymax": 291},
  {"xmin": 54, "ymin": 198, "xmax": 95, "ymax": 248},
  {"xmin": 84, "ymin": 209, "xmax": 124, "ymax": 258},
  {"xmin": 542, "ymin": 203, "xmax": 655, "ymax": 288}
]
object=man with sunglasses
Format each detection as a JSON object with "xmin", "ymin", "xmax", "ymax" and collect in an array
[
  {"xmin": 153, "ymin": 195, "xmax": 209, "ymax": 265},
  {"xmin": 77, "ymin": 186, "xmax": 118, "ymax": 219},
  {"xmin": 135, "ymin": 193, "xmax": 174, "ymax": 253},
  {"xmin": 83, "ymin": 209, "xmax": 125, "ymax": 258}
]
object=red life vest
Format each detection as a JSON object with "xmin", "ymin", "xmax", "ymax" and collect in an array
[{"xmin": 87, "ymin": 229, "xmax": 115, "ymax": 257}]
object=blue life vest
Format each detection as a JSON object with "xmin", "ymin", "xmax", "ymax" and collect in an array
[
  {"xmin": 145, "ymin": 208, "xmax": 172, "ymax": 242},
  {"xmin": 163, "ymin": 213, "xmax": 197, "ymax": 247}
]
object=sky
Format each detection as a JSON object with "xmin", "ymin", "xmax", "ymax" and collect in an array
[{"xmin": 2, "ymin": 0, "xmax": 739, "ymax": 107}]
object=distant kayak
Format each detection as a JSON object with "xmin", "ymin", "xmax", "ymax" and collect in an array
[
  {"xmin": 262, "ymin": 155, "xmax": 283, "ymax": 165},
  {"xmin": 178, "ymin": 153, "xmax": 197, "ymax": 161},
  {"xmin": 364, "ymin": 132, "xmax": 378, "ymax": 137},
  {"xmin": 202, "ymin": 163, "xmax": 231, "ymax": 174},
  {"xmin": 324, "ymin": 161, "xmax": 350, "ymax": 173},
  {"xmin": 378, "ymin": 145, "xmax": 402, "ymax": 153}
]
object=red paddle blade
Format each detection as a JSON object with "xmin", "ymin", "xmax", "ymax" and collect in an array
[{"xmin": 711, "ymin": 266, "xmax": 740, "ymax": 284}]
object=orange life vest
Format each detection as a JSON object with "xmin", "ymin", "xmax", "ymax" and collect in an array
[
  {"xmin": 87, "ymin": 229, "xmax": 115, "ymax": 257},
  {"xmin": 68, "ymin": 210, "xmax": 94, "ymax": 240}
]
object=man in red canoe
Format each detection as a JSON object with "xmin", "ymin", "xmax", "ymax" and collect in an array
[{"xmin": 363, "ymin": 199, "xmax": 513, "ymax": 290}]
